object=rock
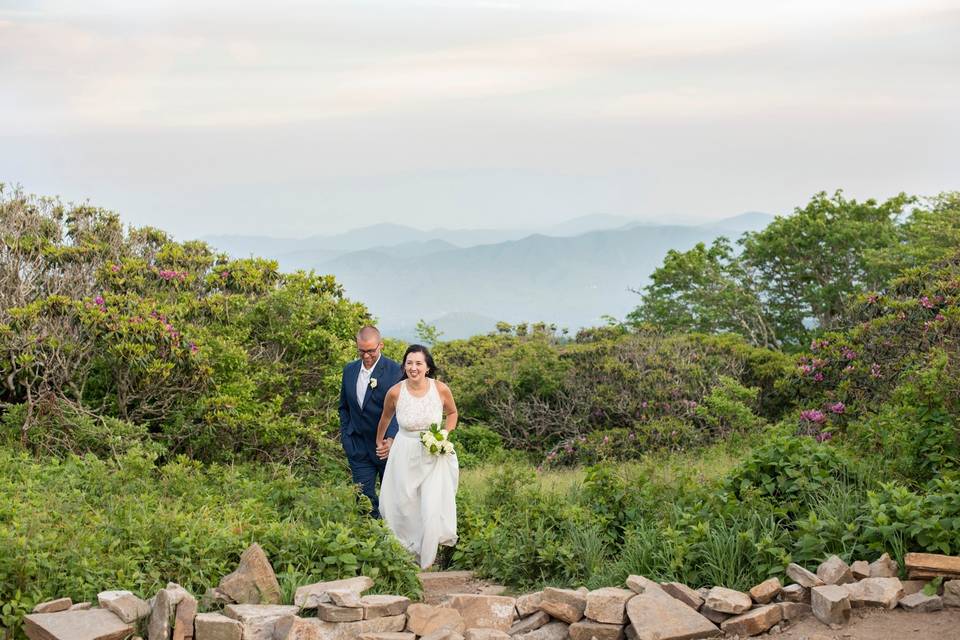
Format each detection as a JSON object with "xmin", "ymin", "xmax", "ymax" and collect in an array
[
  {"xmin": 748, "ymin": 578, "xmax": 780, "ymax": 605},
  {"xmin": 149, "ymin": 586, "xmax": 191, "ymax": 640},
  {"xmin": 97, "ymin": 591, "xmax": 151, "ymax": 624},
  {"xmin": 24, "ymin": 610, "xmax": 133, "ymax": 640},
  {"xmin": 479, "ymin": 587, "xmax": 509, "ymax": 597},
  {"xmin": 850, "ymin": 561, "xmax": 870, "ymax": 580},
  {"xmin": 904, "ymin": 552, "xmax": 960, "ymax": 577},
  {"xmin": 194, "ymin": 613, "xmax": 243, "ymax": 640},
  {"xmin": 294, "ymin": 578, "xmax": 374, "ymax": 610},
  {"xmin": 785, "ymin": 563, "xmax": 824, "ymax": 588},
  {"xmin": 659, "ymin": 583, "xmax": 703, "ymax": 611},
  {"xmin": 420, "ymin": 629, "xmax": 465, "ymax": 640},
  {"xmin": 944, "ymin": 580, "xmax": 960, "ymax": 607},
  {"xmin": 900, "ymin": 580, "xmax": 929, "ymax": 596},
  {"xmin": 842, "ymin": 577, "xmax": 903, "ymax": 609},
  {"xmin": 445, "ymin": 595, "xmax": 516, "ymax": 632},
  {"xmin": 172, "ymin": 595, "xmax": 198, "ymax": 640},
  {"xmin": 464, "ymin": 630, "xmax": 510, "ymax": 640},
  {"xmin": 697, "ymin": 605, "xmax": 729, "ymax": 625},
  {"xmin": 704, "ymin": 587, "xmax": 751, "ymax": 615},
  {"xmin": 538, "ymin": 588, "xmax": 586, "ymax": 624},
  {"xmin": 201, "ymin": 589, "xmax": 233, "ymax": 609},
  {"xmin": 780, "ymin": 584, "xmax": 809, "ymax": 604},
  {"xmin": 70, "ymin": 604, "xmax": 93, "ymax": 612},
  {"xmin": 360, "ymin": 595, "xmax": 410, "ymax": 619},
  {"xmin": 274, "ymin": 615, "xmax": 405, "ymax": 640},
  {"xmin": 405, "ymin": 604, "xmax": 466, "ymax": 636},
  {"xmin": 817, "ymin": 556, "xmax": 855, "ymax": 586},
  {"xmin": 719, "ymin": 604, "xmax": 781, "ymax": 637},
  {"xmin": 776, "ymin": 602, "xmax": 811, "ymax": 621},
  {"xmin": 568, "ymin": 621, "xmax": 624, "ymax": 640},
  {"xmin": 326, "ymin": 590, "xmax": 362, "ymax": 609},
  {"xmin": 33, "ymin": 599, "xmax": 73, "ymax": 614},
  {"xmin": 316, "ymin": 604, "xmax": 364, "ymax": 623},
  {"xmin": 515, "ymin": 593, "xmax": 543, "ymax": 618},
  {"xmin": 222, "ymin": 605, "xmax": 299, "ymax": 640},
  {"xmin": 508, "ymin": 611, "xmax": 550, "ymax": 636},
  {"xmin": 358, "ymin": 634, "xmax": 415, "ymax": 640},
  {"xmin": 218, "ymin": 544, "xmax": 282, "ymax": 606},
  {"xmin": 811, "ymin": 585, "xmax": 851, "ymax": 626},
  {"xmin": 898, "ymin": 592, "xmax": 943, "ymax": 612},
  {"xmin": 512, "ymin": 622, "xmax": 569, "ymax": 640},
  {"xmin": 584, "ymin": 588, "xmax": 633, "ymax": 624},
  {"xmin": 868, "ymin": 553, "xmax": 899, "ymax": 579},
  {"xmin": 625, "ymin": 577, "xmax": 719, "ymax": 640}
]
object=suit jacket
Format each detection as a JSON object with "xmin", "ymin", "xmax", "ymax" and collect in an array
[{"xmin": 338, "ymin": 356, "xmax": 402, "ymax": 463}]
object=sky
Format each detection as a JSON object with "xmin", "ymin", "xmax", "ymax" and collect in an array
[{"xmin": 1, "ymin": 0, "xmax": 958, "ymax": 239}]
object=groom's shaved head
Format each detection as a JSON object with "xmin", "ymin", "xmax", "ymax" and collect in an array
[{"xmin": 357, "ymin": 325, "xmax": 381, "ymax": 342}]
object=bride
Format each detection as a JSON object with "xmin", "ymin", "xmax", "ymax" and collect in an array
[{"xmin": 375, "ymin": 344, "xmax": 459, "ymax": 569}]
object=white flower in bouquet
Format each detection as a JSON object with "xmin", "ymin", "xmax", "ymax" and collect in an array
[
  {"xmin": 420, "ymin": 423, "xmax": 455, "ymax": 456},
  {"xmin": 440, "ymin": 440, "xmax": 455, "ymax": 455}
]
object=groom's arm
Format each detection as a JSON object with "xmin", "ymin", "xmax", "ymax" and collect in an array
[{"xmin": 338, "ymin": 365, "xmax": 350, "ymax": 432}]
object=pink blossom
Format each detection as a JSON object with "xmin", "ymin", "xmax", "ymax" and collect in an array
[
  {"xmin": 867, "ymin": 294, "xmax": 879, "ymax": 304},
  {"xmin": 919, "ymin": 296, "xmax": 934, "ymax": 309},
  {"xmin": 189, "ymin": 342, "xmax": 199, "ymax": 353},
  {"xmin": 813, "ymin": 372, "xmax": 824, "ymax": 382},
  {"xmin": 935, "ymin": 313, "xmax": 946, "ymax": 322},
  {"xmin": 870, "ymin": 363, "xmax": 882, "ymax": 378},
  {"xmin": 602, "ymin": 436, "xmax": 609, "ymax": 444},
  {"xmin": 842, "ymin": 347, "xmax": 857, "ymax": 360},
  {"xmin": 110, "ymin": 264, "xmax": 121, "ymax": 273},
  {"xmin": 829, "ymin": 402, "xmax": 845, "ymax": 414},
  {"xmin": 800, "ymin": 409, "xmax": 827, "ymax": 424}
]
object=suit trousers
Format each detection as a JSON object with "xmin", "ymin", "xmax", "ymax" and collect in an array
[{"xmin": 349, "ymin": 451, "xmax": 388, "ymax": 519}]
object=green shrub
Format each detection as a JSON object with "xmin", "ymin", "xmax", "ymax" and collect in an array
[{"xmin": 449, "ymin": 424, "xmax": 505, "ymax": 469}]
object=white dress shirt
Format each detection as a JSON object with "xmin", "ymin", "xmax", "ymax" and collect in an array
[{"xmin": 356, "ymin": 355, "xmax": 380, "ymax": 408}]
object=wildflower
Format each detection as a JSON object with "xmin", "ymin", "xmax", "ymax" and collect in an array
[
  {"xmin": 870, "ymin": 363, "xmax": 882, "ymax": 378},
  {"xmin": 110, "ymin": 264, "xmax": 121, "ymax": 273},
  {"xmin": 189, "ymin": 342, "xmax": 199, "ymax": 353},
  {"xmin": 842, "ymin": 347, "xmax": 857, "ymax": 360},
  {"xmin": 800, "ymin": 409, "xmax": 827, "ymax": 424},
  {"xmin": 94, "ymin": 295, "xmax": 105, "ymax": 306},
  {"xmin": 813, "ymin": 372, "xmax": 824, "ymax": 382},
  {"xmin": 919, "ymin": 296, "xmax": 934, "ymax": 309},
  {"xmin": 829, "ymin": 402, "xmax": 845, "ymax": 414}
]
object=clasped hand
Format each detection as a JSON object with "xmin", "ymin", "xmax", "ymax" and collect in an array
[{"xmin": 375, "ymin": 437, "xmax": 393, "ymax": 460}]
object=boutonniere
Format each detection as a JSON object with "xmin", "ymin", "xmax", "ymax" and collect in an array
[{"xmin": 369, "ymin": 377, "xmax": 378, "ymax": 389}]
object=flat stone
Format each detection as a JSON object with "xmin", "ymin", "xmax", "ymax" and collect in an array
[
  {"xmin": 420, "ymin": 629, "xmax": 464, "ymax": 640},
  {"xmin": 317, "ymin": 604, "xmax": 364, "ymax": 623},
  {"xmin": 512, "ymin": 622, "xmax": 568, "ymax": 640},
  {"xmin": 464, "ymin": 630, "xmax": 510, "ymax": 640},
  {"xmin": 294, "ymin": 578, "xmax": 374, "ymax": 610},
  {"xmin": 869, "ymin": 553, "xmax": 899, "ymax": 578},
  {"xmin": 704, "ymin": 587, "xmax": 751, "ymax": 615},
  {"xmin": 584, "ymin": 588, "xmax": 633, "ymax": 624},
  {"xmin": 33, "ymin": 599, "xmax": 73, "ymax": 614},
  {"xmin": 660, "ymin": 583, "xmax": 703, "ymax": 611},
  {"xmin": 405, "ymin": 604, "xmax": 465, "ymax": 635},
  {"xmin": 508, "ymin": 611, "xmax": 550, "ymax": 636},
  {"xmin": 786, "ymin": 563, "xmax": 824, "ymax": 588},
  {"xmin": 777, "ymin": 602, "xmax": 811, "ymax": 621},
  {"xmin": 780, "ymin": 584, "xmax": 809, "ymax": 604},
  {"xmin": 515, "ymin": 593, "xmax": 543, "ymax": 618},
  {"xmin": 538, "ymin": 588, "xmax": 586, "ymax": 624},
  {"xmin": 172, "ymin": 595, "xmax": 198, "ymax": 640},
  {"xmin": 904, "ymin": 552, "xmax": 960, "ymax": 575},
  {"xmin": 274, "ymin": 615, "xmax": 405, "ymax": 640},
  {"xmin": 326, "ymin": 590, "xmax": 362, "ymax": 609},
  {"xmin": 358, "ymin": 634, "xmax": 415, "ymax": 640},
  {"xmin": 697, "ymin": 605, "xmax": 729, "ymax": 625},
  {"xmin": 898, "ymin": 592, "xmax": 943, "ymax": 612},
  {"xmin": 223, "ymin": 605, "xmax": 300, "ymax": 640},
  {"xmin": 70, "ymin": 604, "xmax": 93, "ymax": 612},
  {"xmin": 748, "ymin": 578, "xmax": 781, "ymax": 605},
  {"xmin": 568, "ymin": 620, "xmax": 624, "ymax": 640},
  {"xmin": 625, "ymin": 577, "xmax": 719, "ymax": 640},
  {"xmin": 479, "ymin": 587, "xmax": 509, "ymax": 597},
  {"xmin": 719, "ymin": 604, "xmax": 781, "ymax": 637},
  {"xmin": 24, "ymin": 610, "xmax": 133, "ymax": 640},
  {"xmin": 901, "ymin": 580, "xmax": 929, "ymax": 596},
  {"xmin": 944, "ymin": 580, "xmax": 960, "ymax": 607},
  {"xmin": 842, "ymin": 577, "xmax": 903, "ymax": 609},
  {"xmin": 98, "ymin": 591, "xmax": 151, "ymax": 624},
  {"xmin": 445, "ymin": 595, "xmax": 516, "ymax": 632},
  {"xmin": 218, "ymin": 544, "xmax": 282, "ymax": 605},
  {"xmin": 817, "ymin": 555, "xmax": 855, "ymax": 585},
  {"xmin": 811, "ymin": 585, "xmax": 851, "ymax": 626},
  {"xmin": 850, "ymin": 561, "xmax": 870, "ymax": 580},
  {"xmin": 361, "ymin": 595, "xmax": 410, "ymax": 619},
  {"xmin": 194, "ymin": 613, "xmax": 242, "ymax": 640}
]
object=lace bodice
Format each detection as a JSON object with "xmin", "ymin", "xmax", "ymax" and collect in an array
[{"xmin": 396, "ymin": 379, "xmax": 443, "ymax": 432}]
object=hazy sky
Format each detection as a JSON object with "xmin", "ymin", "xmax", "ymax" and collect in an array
[{"xmin": 1, "ymin": 0, "xmax": 958, "ymax": 239}]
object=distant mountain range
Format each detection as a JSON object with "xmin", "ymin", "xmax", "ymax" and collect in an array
[{"xmin": 202, "ymin": 212, "xmax": 774, "ymax": 340}]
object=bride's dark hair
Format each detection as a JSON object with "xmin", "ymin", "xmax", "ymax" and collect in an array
[{"xmin": 400, "ymin": 344, "xmax": 438, "ymax": 379}]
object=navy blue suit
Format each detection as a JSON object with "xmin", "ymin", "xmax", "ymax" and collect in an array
[{"xmin": 339, "ymin": 356, "xmax": 402, "ymax": 518}]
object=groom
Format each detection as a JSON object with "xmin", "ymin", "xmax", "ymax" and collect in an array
[{"xmin": 338, "ymin": 325, "xmax": 402, "ymax": 518}]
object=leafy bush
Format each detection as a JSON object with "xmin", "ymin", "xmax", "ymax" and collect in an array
[
  {"xmin": 449, "ymin": 424, "xmax": 506, "ymax": 469},
  {"xmin": 0, "ymin": 448, "xmax": 420, "ymax": 638}
]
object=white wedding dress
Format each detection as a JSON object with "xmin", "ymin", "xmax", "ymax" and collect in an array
[{"xmin": 380, "ymin": 379, "xmax": 459, "ymax": 568}]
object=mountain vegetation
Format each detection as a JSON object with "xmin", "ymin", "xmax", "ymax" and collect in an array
[{"xmin": 0, "ymin": 183, "xmax": 958, "ymax": 638}]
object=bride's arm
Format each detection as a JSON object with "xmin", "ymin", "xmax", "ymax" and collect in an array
[
  {"xmin": 375, "ymin": 386, "xmax": 400, "ymax": 456},
  {"xmin": 438, "ymin": 382, "xmax": 459, "ymax": 432}
]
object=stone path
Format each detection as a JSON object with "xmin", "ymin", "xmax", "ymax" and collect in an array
[{"xmin": 418, "ymin": 571, "xmax": 505, "ymax": 605}]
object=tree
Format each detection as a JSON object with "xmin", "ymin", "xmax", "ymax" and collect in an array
[
  {"xmin": 739, "ymin": 190, "xmax": 912, "ymax": 347},
  {"xmin": 628, "ymin": 238, "xmax": 777, "ymax": 348}
]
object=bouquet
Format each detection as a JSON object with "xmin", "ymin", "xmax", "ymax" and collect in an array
[{"xmin": 420, "ymin": 423, "xmax": 455, "ymax": 456}]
